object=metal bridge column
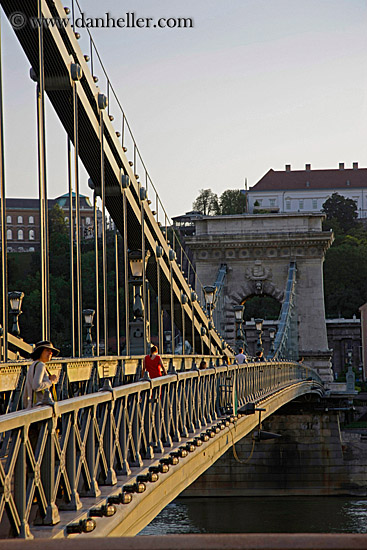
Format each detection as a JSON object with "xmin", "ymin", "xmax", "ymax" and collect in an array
[
  {"xmin": 36, "ymin": 0, "xmax": 50, "ymax": 340},
  {"xmin": 98, "ymin": 95, "xmax": 109, "ymax": 355},
  {"xmin": 0, "ymin": 15, "xmax": 7, "ymax": 361},
  {"xmin": 67, "ymin": 138, "xmax": 75, "ymax": 357}
]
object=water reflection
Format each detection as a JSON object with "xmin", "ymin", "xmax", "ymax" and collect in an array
[{"xmin": 139, "ymin": 497, "xmax": 367, "ymax": 535}]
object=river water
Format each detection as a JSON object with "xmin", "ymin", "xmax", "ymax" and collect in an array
[{"xmin": 139, "ymin": 497, "xmax": 367, "ymax": 535}]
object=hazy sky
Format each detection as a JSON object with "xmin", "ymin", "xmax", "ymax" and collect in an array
[{"xmin": 2, "ymin": 0, "xmax": 367, "ymax": 218}]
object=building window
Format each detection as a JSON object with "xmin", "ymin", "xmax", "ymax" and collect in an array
[
  {"xmin": 286, "ymin": 200, "xmax": 291, "ymax": 210},
  {"xmin": 299, "ymin": 200, "xmax": 304, "ymax": 210},
  {"xmin": 29, "ymin": 247, "xmax": 35, "ymax": 252},
  {"xmin": 18, "ymin": 216, "xmax": 23, "ymax": 224},
  {"xmin": 18, "ymin": 229, "xmax": 23, "ymax": 240},
  {"xmin": 18, "ymin": 247, "xmax": 24, "ymax": 252},
  {"xmin": 86, "ymin": 217, "xmax": 91, "ymax": 225},
  {"xmin": 306, "ymin": 181, "xmax": 310, "ymax": 187},
  {"xmin": 312, "ymin": 199, "xmax": 317, "ymax": 209},
  {"xmin": 29, "ymin": 229, "xmax": 35, "ymax": 241},
  {"xmin": 7, "ymin": 229, "xmax": 12, "ymax": 240},
  {"xmin": 64, "ymin": 217, "xmax": 69, "ymax": 223},
  {"xmin": 6, "ymin": 215, "xmax": 11, "ymax": 224},
  {"xmin": 269, "ymin": 199, "xmax": 276, "ymax": 207},
  {"xmin": 29, "ymin": 216, "xmax": 34, "ymax": 224}
]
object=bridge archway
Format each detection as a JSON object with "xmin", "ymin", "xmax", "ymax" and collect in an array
[{"xmin": 186, "ymin": 213, "xmax": 334, "ymax": 381}]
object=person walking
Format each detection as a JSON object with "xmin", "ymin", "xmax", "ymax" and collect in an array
[
  {"xmin": 23, "ymin": 340, "xmax": 60, "ymax": 409},
  {"xmin": 142, "ymin": 345, "xmax": 167, "ymax": 378},
  {"xmin": 235, "ymin": 347, "xmax": 247, "ymax": 364}
]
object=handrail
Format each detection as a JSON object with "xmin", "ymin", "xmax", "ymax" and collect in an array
[{"xmin": 0, "ymin": 359, "xmax": 323, "ymax": 538}]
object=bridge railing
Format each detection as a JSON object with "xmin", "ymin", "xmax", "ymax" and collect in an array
[
  {"xmin": 0, "ymin": 360, "xmax": 323, "ymax": 539},
  {"xmin": 0, "ymin": 355, "xmax": 227, "ymax": 414}
]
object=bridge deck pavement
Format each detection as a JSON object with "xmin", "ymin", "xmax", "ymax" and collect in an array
[{"xmin": 28, "ymin": 380, "xmax": 321, "ymax": 539}]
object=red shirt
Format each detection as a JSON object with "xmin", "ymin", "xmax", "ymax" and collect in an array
[{"xmin": 144, "ymin": 354, "xmax": 163, "ymax": 378}]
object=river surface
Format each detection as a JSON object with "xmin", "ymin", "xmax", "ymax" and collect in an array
[{"xmin": 139, "ymin": 497, "xmax": 367, "ymax": 535}]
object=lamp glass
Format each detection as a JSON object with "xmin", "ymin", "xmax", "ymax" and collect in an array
[
  {"xmin": 234, "ymin": 306, "xmax": 244, "ymax": 321},
  {"xmin": 255, "ymin": 318, "xmax": 264, "ymax": 331},
  {"xmin": 204, "ymin": 285, "xmax": 216, "ymax": 305},
  {"xmin": 269, "ymin": 328, "xmax": 276, "ymax": 339},
  {"xmin": 9, "ymin": 292, "xmax": 23, "ymax": 312},
  {"xmin": 83, "ymin": 309, "xmax": 95, "ymax": 325},
  {"xmin": 130, "ymin": 258, "xmax": 143, "ymax": 278}
]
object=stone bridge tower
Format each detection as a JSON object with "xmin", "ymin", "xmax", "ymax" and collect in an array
[{"xmin": 186, "ymin": 213, "xmax": 334, "ymax": 382}]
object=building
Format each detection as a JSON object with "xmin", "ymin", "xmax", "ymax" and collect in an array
[
  {"xmin": 4, "ymin": 193, "xmax": 94, "ymax": 253},
  {"xmin": 246, "ymin": 163, "xmax": 367, "ymax": 218}
]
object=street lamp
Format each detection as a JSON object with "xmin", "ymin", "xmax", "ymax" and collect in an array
[
  {"xmin": 200, "ymin": 326, "xmax": 207, "ymax": 356},
  {"xmin": 8, "ymin": 291, "xmax": 24, "ymax": 337},
  {"xmin": 83, "ymin": 308, "xmax": 95, "ymax": 356},
  {"xmin": 181, "ymin": 292, "xmax": 188, "ymax": 355},
  {"xmin": 128, "ymin": 249, "xmax": 150, "ymax": 354},
  {"xmin": 346, "ymin": 344, "xmax": 356, "ymax": 393},
  {"xmin": 190, "ymin": 290, "xmax": 197, "ymax": 355},
  {"xmin": 255, "ymin": 318, "xmax": 264, "ymax": 358},
  {"xmin": 269, "ymin": 327, "xmax": 276, "ymax": 356},
  {"xmin": 204, "ymin": 285, "xmax": 217, "ymax": 355},
  {"xmin": 233, "ymin": 304, "xmax": 247, "ymax": 354}
]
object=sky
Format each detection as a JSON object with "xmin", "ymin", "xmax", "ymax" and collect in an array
[{"xmin": 2, "ymin": 0, "xmax": 367, "ymax": 218}]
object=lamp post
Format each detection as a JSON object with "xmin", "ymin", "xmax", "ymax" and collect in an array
[
  {"xmin": 269, "ymin": 327, "xmax": 276, "ymax": 356},
  {"xmin": 255, "ymin": 318, "xmax": 264, "ymax": 358},
  {"xmin": 346, "ymin": 344, "xmax": 356, "ymax": 393},
  {"xmin": 8, "ymin": 291, "xmax": 24, "ymax": 337},
  {"xmin": 181, "ymin": 292, "xmax": 188, "ymax": 355},
  {"xmin": 200, "ymin": 326, "xmax": 206, "ymax": 356},
  {"xmin": 83, "ymin": 308, "xmax": 95, "ymax": 356},
  {"xmin": 190, "ymin": 290, "xmax": 197, "ymax": 355},
  {"xmin": 128, "ymin": 249, "xmax": 150, "ymax": 355},
  {"xmin": 204, "ymin": 285, "xmax": 216, "ymax": 355},
  {"xmin": 233, "ymin": 304, "xmax": 247, "ymax": 354}
]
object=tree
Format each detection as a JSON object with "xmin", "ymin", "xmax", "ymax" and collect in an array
[
  {"xmin": 219, "ymin": 189, "xmax": 246, "ymax": 215},
  {"xmin": 322, "ymin": 193, "xmax": 358, "ymax": 232},
  {"xmin": 192, "ymin": 189, "xmax": 219, "ymax": 215}
]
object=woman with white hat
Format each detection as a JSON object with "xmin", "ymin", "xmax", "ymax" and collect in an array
[{"xmin": 23, "ymin": 340, "xmax": 60, "ymax": 409}]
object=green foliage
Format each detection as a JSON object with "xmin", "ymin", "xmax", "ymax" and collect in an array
[
  {"xmin": 322, "ymin": 193, "xmax": 358, "ymax": 233},
  {"xmin": 193, "ymin": 188, "xmax": 247, "ymax": 215},
  {"xmin": 192, "ymin": 189, "xmax": 219, "ymax": 215},
  {"xmin": 243, "ymin": 295, "xmax": 281, "ymax": 321},
  {"xmin": 219, "ymin": 190, "xmax": 246, "ymax": 215}
]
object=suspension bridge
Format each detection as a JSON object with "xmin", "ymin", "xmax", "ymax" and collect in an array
[{"xmin": 0, "ymin": 0, "xmax": 333, "ymax": 540}]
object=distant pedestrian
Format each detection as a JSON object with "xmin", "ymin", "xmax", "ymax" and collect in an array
[
  {"xmin": 221, "ymin": 355, "xmax": 229, "ymax": 366},
  {"xmin": 199, "ymin": 359, "xmax": 207, "ymax": 370},
  {"xmin": 142, "ymin": 345, "xmax": 167, "ymax": 378},
  {"xmin": 235, "ymin": 347, "xmax": 247, "ymax": 364},
  {"xmin": 255, "ymin": 350, "xmax": 265, "ymax": 362},
  {"xmin": 23, "ymin": 340, "xmax": 60, "ymax": 409}
]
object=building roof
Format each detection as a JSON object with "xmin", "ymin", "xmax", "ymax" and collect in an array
[
  {"xmin": 250, "ymin": 166, "xmax": 367, "ymax": 192},
  {"xmin": 5, "ymin": 194, "xmax": 93, "ymax": 210}
]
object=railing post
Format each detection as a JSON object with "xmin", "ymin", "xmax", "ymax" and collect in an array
[
  {"xmin": 14, "ymin": 427, "xmax": 33, "ymax": 538},
  {"xmin": 119, "ymin": 396, "xmax": 131, "ymax": 475},
  {"xmin": 63, "ymin": 411, "xmax": 82, "ymax": 510},
  {"xmin": 153, "ymin": 385, "xmax": 164, "ymax": 453},
  {"xmin": 42, "ymin": 418, "xmax": 60, "ymax": 525},
  {"xmin": 85, "ymin": 405, "xmax": 101, "ymax": 497},
  {"xmin": 131, "ymin": 393, "xmax": 143, "ymax": 467},
  {"xmin": 163, "ymin": 382, "xmax": 173, "ymax": 448},
  {"xmin": 104, "ymin": 400, "xmax": 117, "ymax": 485}
]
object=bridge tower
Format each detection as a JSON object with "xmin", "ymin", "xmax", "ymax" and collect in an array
[{"xmin": 186, "ymin": 213, "xmax": 334, "ymax": 382}]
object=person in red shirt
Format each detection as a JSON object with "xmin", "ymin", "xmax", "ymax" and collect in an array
[{"xmin": 142, "ymin": 345, "xmax": 167, "ymax": 378}]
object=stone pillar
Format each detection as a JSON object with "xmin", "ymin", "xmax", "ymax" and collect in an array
[{"xmin": 359, "ymin": 303, "xmax": 367, "ymax": 381}]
